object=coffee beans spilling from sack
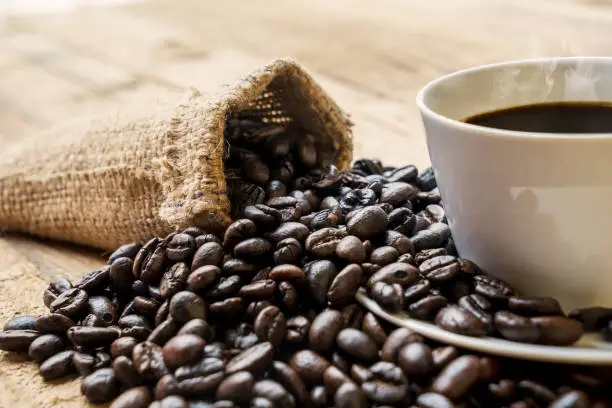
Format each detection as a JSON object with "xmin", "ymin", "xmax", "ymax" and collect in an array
[{"xmin": 2, "ymin": 116, "xmax": 612, "ymax": 407}]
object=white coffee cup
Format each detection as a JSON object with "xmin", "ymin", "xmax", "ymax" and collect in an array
[{"xmin": 417, "ymin": 57, "xmax": 612, "ymax": 312}]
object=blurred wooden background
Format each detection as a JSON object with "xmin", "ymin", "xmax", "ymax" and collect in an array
[{"xmin": 1, "ymin": 0, "xmax": 612, "ymax": 406}]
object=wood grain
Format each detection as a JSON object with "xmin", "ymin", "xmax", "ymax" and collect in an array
[{"xmin": 1, "ymin": 0, "xmax": 612, "ymax": 405}]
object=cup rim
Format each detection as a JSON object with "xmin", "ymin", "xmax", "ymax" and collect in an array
[{"xmin": 416, "ymin": 56, "xmax": 612, "ymax": 140}]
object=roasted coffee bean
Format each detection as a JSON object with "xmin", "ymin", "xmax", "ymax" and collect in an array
[
  {"xmin": 386, "ymin": 164, "xmax": 418, "ymax": 183},
  {"xmin": 216, "ymin": 371, "xmax": 254, "ymax": 404},
  {"xmin": 305, "ymin": 227, "xmax": 348, "ymax": 257},
  {"xmin": 166, "ymin": 233, "xmax": 197, "ymax": 262},
  {"xmin": 87, "ymin": 295, "xmax": 117, "ymax": 326},
  {"xmin": 162, "ymin": 334, "xmax": 206, "ymax": 368},
  {"xmin": 76, "ymin": 266, "xmax": 111, "ymax": 293},
  {"xmin": 404, "ymin": 279, "xmax": 431, "ymax": 304},
  {"xmin": 254, "ymin": 306, "xmax": 287, "ymax": 346},
  {"xmin": 362, "ymin": 312, "xmax": 388, "ymax": 347},
  {"xmin": 335, "ymin": 235, "xmax": 366, "ymax": 263},
  {"xmin": 109, "ymin": 257, "xmax": 135, "ymax": 295},
  {"xmin": 420, "ymin": 204, "xmax": 445, "ymax": 223},
  {"xmin": 418, "ymin": 255, "xmax": 460, "ymax": 284},
  {"xmin": 222, "ymin": 259, "xmax": 257, "ymax": 277},
  {"xmin": 411, "ymin": 223, "xmax": 451, "ymax": 251},
  {"xmin": 381, "ymin": 328, "xmax": 423, "ymax": 362},
  {"xmin": 310, "ymin": 208, "xmax": 341, "ymax": 230},
  {"xmin": 159, "ymin": 263, "xmax": 190, "ymax": 298},
  {"xmin": 244, "ymin": 205, "xmax": 283, "ymax": 230},
  {"xmin": 81, "ymin": 313, "xmax": 104, "ymax": 327},
  {"xmin": 210, "ymin": 297, "xmax": 245, "ymax": 319},
  {"xmin": 252, "ymin": 379, "xmax": 295, "ymax": 408},
  {"xmin": 169, "ymin": 291, "xmax": 207, "ymax": 324},
  {"xmin": 132, "ymin": 296, "xmax": 161, "ymax": 317},
  {"xmin": 568, "ymin": 307, "xmax": 612, "ymax": 331},
  {"xmin": 273, "ymin": 238, "xmax": 302, "ymax": 265},
  {"xmin": 132, "ymin": 240, "xmax": 166, "ymax": 285},
  {"xmin": 269, "ymin": 264, "xmax": 305, "ymax": 282},
  {"xmin": 239, "ymin": 279, "xmax": 277, "ymax": 299},
  {"xmin": 494, "ymin": 311, "xmax": 541, "ymax": 343},
  {"xmin": 371, "ymin": 281, "xmax": 404, "ymax": 313},
  {"xmin": 192, "ymin": 242, "xmax": 224, "ymax": 269},
  {"xmin": 226, "ymin": 342, "xmax": 275, "ymax": 374},
  {"xmin": 408, "ymin": 295, "xmax": 449, "ymax": 321},
  {"xmin": 532, "ymin": 316, "xmax": 584, "ymax": 345},
  {"xmin": 187, "ymin": 265, "xmax": 221, "ymax": 292},
  {"xmin": 72, "ymin": 352, "xmax": 95, "ymax": 376},
  {"xmin": 508, "ymin": 296, "xmax": 563, "ymax": 316},
  {"xmin": 431, "ymin": 346, "xmax": 459, "ymax": 371},
  {"xmin": 362, "ymin": 361, "xmax": 409, "ymax": 404},
  {"xmin": 109, "ymin": 386, "xmax": 152, "ymax": 408},
  {"xmin": 68, "ymin": 326, "xmax": 120, "ymax": 347},
  {"xmin": 416, "ymin": 392, "xmax": 455, "ymax": 408},
  {"xmin": 196, "ymin": 234, "xmax": 222, "ymax": 247},
  {"xmin": 457, "ymin": 294, "xmax": 493, "ymax": 329},
  {"xmin": 28, "ymin": 334, "xmax": 64, "ymax": 363},
  {"xmin": 43, "ymin": 278, "xmax": 73, "ymax": 307},
  {"xmin": 382, "ymin": 230, "xmax": 415, "ymax": 255},
  {"xmin": 415, "ymin": 248, "xmax": 447, "ymax": 265},
  {"xmin": 351, "ymin": 364, "xmax": 374, "ymax": 384},
  {"xmin": 132, "ymin": 341, "xmax": 169, "ymax": 380},
  {"xmin": 304, "ymin": 260, "xmax": 338, "ymax": 305},
  {"xmin": 473, "ymin": 274, "xmax": 515, "ymax": 300},
  {"xmin": 176, "ymin": 319, "xmax": 213, "ymax": 342},
  {"xmin": 549, "ymin": 391, "xmax": 590, "ymax": 408},
  {"xmin": 271, "ymin": 361, "xmax": 309, "ymax": 406},
  {"xmin": 398, "ymin": 342, "xmax": 434, "ymax": 377},
  {"xmin": 234, "ymin": 238, "xmax": 273, "ymax": 257},
  {"xmin": 39, "ymin": 350, "xmax": 75, "ymax": 380},
  {"xmin": 285, "ymin": 316, "xmax": 310, "ymax": 343},
  {"xmin": 518, "ymin": 380, "xmax": 557, "ymax": 404},
  {"xmin": 34, "ymin": 313, "xmax": 75, "ymax": 334},
  {"xmin": 432, "ymin": 355, "xmax": 481, "ymax": 400},
  {"xmin": 387, "ymin": 207, "xmax": 417, "ymax": 236},
  {"xmin": 335, "ymin": 382, "xmax": 367, "ymax": 408},
  {"xmin": 328, "ymin": 264, "xmax": 363, "ymax": 307},
  {"xmin": 81, "ymin": 368, "xmax": 120, "ymax": 403},
  {"xmin": 309, "ymin": 309, "xmax": 344, "ymax": 352},
  {"xmin": 224, "ymin": 219, "xmax": 258, "ymax": 251},
  {"xmin": 3, "ymin": 315, "xmax": 36, "ymax": 331},
  {"xmin": 346, "ymin": 206, "xmax": 388, "ymax": 239},
  {"xmin": 380, "ymin": 182, "xmax": 417, "ymax": 206},
  {"xmin": 112, "ymin": 355, "xmax": 142, "ymax": 388},
  {"xmin": 277, "ymin": 281, "xmax": 298, "ymax": 310},
  {"xmin": 341, "ymin": 304, "xmax": 365, "ymax": 329},
  {"xmin": 266, "ymin": 196, "xmax": 298, "ymax": 209},
  {"xmin": 336, "ymin": 328, "xmax": 378, "ymax": 362},
  {"xmin": 131, "ymin": 280, "xmax": 149, "ymax": 298},
  {"xmin": 108, "ymin": 243, "xmax": 142, "ymax": 264},
  {"xmin": 265, "ymin": 222, "xmax": 310, "ymax": 244},
  {"xmin": 50, "ymin": 288, "xmax": 88, "ymax": 317},
  {"xmin": 435, "ymin": 305, "xmax": 489, "ymax": 337},
  {"xmin": 289, "ymin": 350, "xmax": 330, "ymax": 385},
  {"xmin": 110, "ymin": 336, "xmax": 138, "ymax": 359},
  {"xmin": 323, "ymin": 365, "xmax": 354, "ymax": 394},
  {"xmin": 252, "ymin": 267, "xmax": 271, "ymax": 282},
  {"xmin": 368, "ymin": 262, "xmax": 420, "ymax": 288},
  {"xmin": 118, "ymin": 313, "xmax": 151, "ymax": 329},
  {"xmin": 370, "ymin": 246, "xmax": 399, "ymax": 266},
  {"xmin": 149, "ymin": 319, "xmax": 179, "ymax": 346}
]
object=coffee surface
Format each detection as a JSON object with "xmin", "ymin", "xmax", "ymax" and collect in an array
[{"xmin": 464, "ymin": 101, "xmax": 612, "ymax": 133}]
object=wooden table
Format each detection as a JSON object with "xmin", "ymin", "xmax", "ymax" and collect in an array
[{"xmin": 2, "ymin": 0, "xmax": 612, "ymax": 406}]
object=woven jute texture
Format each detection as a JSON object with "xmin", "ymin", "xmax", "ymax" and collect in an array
[{"xmin": 0, "ymin": 58, "xmax": 353, "ymax": 251}]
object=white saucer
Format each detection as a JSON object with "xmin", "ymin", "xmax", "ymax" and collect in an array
[{"xmin": 356, "ymin": 290, "xmax": 612, "ymax": 365}]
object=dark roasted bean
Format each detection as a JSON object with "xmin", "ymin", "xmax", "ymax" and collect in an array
[
  {"xmin": 398, "ymin": 342, "xmax": 434, "ymax": 377},
  {"xmin": 416, "ymin": 392, "xmax": 455, "ymax": 408},
  {"xmin": 254, "ymin": 306, "xmax": 287, "ymax": 346},
  {"xmin": 532, "ymin": 316, "xmax": 584, "ymax": 345},
  {"xmin": 3, "ymin": 315, "xmax": 36, "ymax": 331},
  {"xmin": 404, "ymin": 279, "xmax": 431, "ymax": 304},
  {"xmin": 435, "ymin": 305, "xmax": 489, "ymax": 336},
  {"xmin": 508, "ymin": 296, "xmax": 563, "ymax": 316},
  {"xmin": 517, "ymin": 380, "xmax": 557, "ymax": 404},
  {"xmin": 109, "ymin": 386, "xmax": 152, "ymax": 408},
  {"xmin": 108, "ymin": 243, "xmax": 142, "ymax": 264},
  {"xmin": 383, "ymin": 230, "xmax": 415, "ymax": 255},
  {"xmin": 335, "ymin": 382, "xmax": 367, "ymax": 408},
  {"xmin": 169, "ymin": 291, "xmax": 207, "ymax": 324},
  {"xmin": 81, "ymin": 368, "xmax": 120, "ymax": 403},
  {"xmin": 28, "ymin": 334, "xmax": 64, "ymax": 363},
  {"xmin": 239, "ymin": 279, "xmax": 277, "ymax": 299},
  {"xmin": 226, "ymin": 342, "xmax": 275, "ymax": 374},
  {"xmin": 371, "ymin": 281, "xmax": 404, "ymax": 313},
  {"xmin": 265, "ymin": 222, "xmax": 310, "ymax": 243},
  {"xmin": 67, "ymin": 326, "xmax": 120, "ymax": 347},
  {"xmin": 341, "ymin": 304, "xmax": 365, "ymax": 329},
  {"xmin": 473, "ymin": 274, "xmax": 515, "ymax": 300},
  {"xmin": 568, "ymin": 307, "xmax": 612, "ymax": 331},
  {"xmin": 432, "ymin": 355, "xmax": 481, "ymax": 400},
  {"xmin": 289, "ymin": 350, "xmax": 330, "ymax": 386},
  {"xmin": 336, "ymin": 328, "xmax": 378, "ymax": 362},
  {"xmin": 268, "ymin": 264, "xmax": 305, "ymax": 282},
  {"xmin": 132, "ymin": 341, "xmax": 169, "ymax": 380},
  {"xmin": 408, "ymin": 295, "xmax": 448, "ymax": 321},
  {"xmin": 40, "ymin": 350, "xmax": 75, "ymax": 380},
  {"xmin": 381, "ymin": 328, "xmax": 423, "ymax": 362},
  {"xmin": 335, "ymin": 235, "xmax": 367, "ymax": 263},
  {"xmin": 368, "ymin": 262, "xmax": 421, "ymax": 288},
  {"xmin": 361, "ymin": 312, "xmax": 388, "ymax": 347},
  {"xmin": 305, "ymin": 227, "xmax": 348, "ymax": 257},
  {"xmin": 362, "ymin": 361, "xmax": 408, "ymax": 404},
  {"xmin": 304, "ymin": 260, "xmax": 338, "ymax": 305},
  {"xmin": 50, "ymin": 288, "xmax": 88, "ymax": 317},
  {"xmin": 346, "ymin": 206, "xmax": 388, "ymax": 238},
  {"xmin": 328, "ymin": 264, "xmax": 363, "ymax": 308},
  {"xmin": 419, "ymin": 255, "xmax": 460, "ymax": 284},
  {"xmin": 192, "ymin": 242, "xmax": 224, "ymax": 269},
  {"xmin": 162, "ymin": 334, "xmax": 206, "ymax": 368},
  {"xmin": 34, "ymin": 313, "xmax": 75, "ymax": 334},
  {"xmin": 285, "ymin": 315, "xmax": 310, "ymax": 343},
  {"xmin": 148, "ymin": 319, "xmax": 179, "ymax": 346},
  {"xmin": 112, "ymin": 355, "xmax": 143, "ymax": 389},
  {"xmin": 110, "ymin": 336, "xmax": 138, "ymax": 359},
  {"xmin": 273, "ymin": 238, "xmax": 302, "ymax": 265},
  {"xmin": 87, "ymin": 296, "xmax": 117, "ymax": 326},
  {"xmin": 309, "ymin": 309, "xmax": 344, "ymax": 352},
  {"xmin": 494, "ymin": 311, "xmax": 541, "ymax": 343},
  {"xmin": 216, "ymin": 371, "xmax": 254, "ymax": 404}
]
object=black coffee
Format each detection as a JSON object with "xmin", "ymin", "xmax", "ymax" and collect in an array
[{"xmin": 464, "ymin": 101, "xmax": 612, "ymax": 133}]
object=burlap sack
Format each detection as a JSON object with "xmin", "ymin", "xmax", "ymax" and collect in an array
[{"xmin": 0, "ymin": 59, "xmax": 353, "ymax": 251}]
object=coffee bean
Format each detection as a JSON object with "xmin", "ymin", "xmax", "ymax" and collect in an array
[
  {"xmin": 3, "ymin": 315, "xmax": 36, "ymax": 331},
  {"xmin": 169, "ymin": 291, "xmax": 207, "ymax": 324},
  {"xmin": 273, "ymin": 238, "xmax": 302, "ymax": 265},
  {"xmin": 362, "ymin": 312, "xmax": 388, "ymax": 347},
  {"xmin": 350, "ymin": 364, "xmax": 374, "ymax": 384},
  {"xmin": 108, "ymin": 243, "xmax": 142, "ymax": 264},
  {"xmin": 254, "ymin": 306, "xmax": 287, "ymax": 346},
  {"xmin": 432, "ymin": 355, "xmax": 481, "ymax": 400},
  {"xmin": 305, "ymin": 227, "xmax": 348, "ymax": 257},
  {"xmin": 369, "ymin": 246, "xmax": 399, "ymax": 266},
  {"xmin": 210, "ymin": 297, "xmax": 245, "ymax": 319},
  {"xmin": 285, "ymin": 316, "xmax": 310, "ymax": 343},
  {"xmin": 76, "ymin": 266, "xmax": 111, "ymax": 293},
  {"xmin": 177, "ymin": 319, "xmax": 213, "ymax": 342},
  {"xmin": 87, "ymin": 296, "xmax": 117, "ymax": 326},
  {"xmin": 132, "ymin": 239, "xmax": 166, "ymax": 285},
  {"xmin": 419, "ymin": 257, "xmax": 460, "ymax": 288},
  {"xmin": 328, "ymin": 264, "xmax": 363, "ymax": 307},
  {"xmin": 226, "ymin": 342, "xmax": 275, "ymax": 374},
  {"xmin": 110, "ymin": 336, "xmax": 138, "ymax": 359},
  {"xmin": 435, "ymin": 305, "xmax": 489, "ymax": 337},
  {"xmin": 403, "ymin": 279, "xmax": 431, "ymax": 305},
  {"xmin": 383, "ymin": 230, "xmax": 415, "ymax": 255},
  {"xmin": 265, "ymin": 222, "xmax": 310, "ymax": 244},
  {"xmin": 247, "ymin": 300, "xmax": 272, "ymax": 319},
  {"xmin": 252, "ymin": 379, "xmax": 295, "ymax": 408},
  {"xmin": 187, "ymin": 265, "xmax": 221, "ymax": 292},
  {"xmin": 494, "ymin": 311, "xmax": 541, "ymax": 343},
  {"xmin": 162, "ymin": 334, "xmax": 206, "ymax": 368},
  {"xmin": 381, "ymin": 328, "xmax": 423, "ymax": 362},
  {"xmin": 414, "ymin": 248, "xmax": 447, "ymax": 265},
  {"xmin": 166, "ymin": 233, "xmax": 197, "ymax": 262},
  {"xmin": 398, "ymin": 342, "xmax": 434, "ymax": 377},
  {"xmin": 532, "ymin": 316, "xmax": 584, "ymax": 345},
  {"xmin": 0, "ymin": 329, "xmax": 40, "ymax": 352},
  {"xmin": 234, "ymin": 238, "xmax": 273, "ymax": 257},
  {"xmin": 50, "ymin": 288, "xmax": 88, "ymax": 317},
  {"xmin": 268, "ymin": 264, "xmax": 305, "ymax": 283},
  {"xmin": 72, "ymin": 352, "xmax": 95, "ymax": 376},
  {"xmin": 67, "ymin": 326, "xmax": 120, "ymax": 347},
  {"xmin": 371, "ymin": 281, "xmax": 404, "ymax": 313},
  {"xmin": 335, "ymin": 382, "xmax": 367, "ymax": 408},
  {"xmin": 416, "ymin": 392, "xmax": 455, "ymax": 408},
  {"xmin": 308, "ymin": 309, "xmax": 344, "ymax": 352},
  {"xmin": 341, "ymin": 304, "xmax": 365, "ymax": 329},
  {"xmin": 408, "ymin": 295, "xmax": 448, "ymax": 321},
  {"xmin": 112, "ymin": 355, "xmax": 143, "ymax": 388},
  {"xmin": 334, "ymin": 236, "xmax": 365, "ymax": 264},
  {"xmin": 517, "ymin": 380, "xmax": 557, "ymax": 404},
  {"xmin": 336, "ymin": 328, "xmax": 378, "ymax": 362},
  {"xmin": 323, "ymin": 365, "xmax": 354, "ymax": 395},
  {"xmin": 304, "ymin": 260, "xmax": 338, "ymax": 305},
  {"xmin": 133, "ymin": 296, "xmax": 161, "ymax": 317},
  {"xmin": 239, "ymin": 279, "xmax": 277, "ymax": 299},
  {"xmin": 417, "ymin": 167, "xmax": 437, "ymax": 191},
  {"xmin": 216, "ymin": 371, "xmax": 254, "ymax": 404},
  {"xmin": 508, "ymin": 296, "xmax": 563, "ymax": 316},
  {"xmin": 110, "ymin": 386, "xmax": 152, "ymax": 408},
  {"xmin": 431, "ymin": 346, "xmax": 459, "ymax": 371},
  {"xmin": 549, "ymin": 391, "xmax": 590, "ymax": 408},
  {"xmin": 380, "ymin": 182, "xmax": 417, "ymax": 206},
  {"xmin": 568, "ymin": 307, "xmax": 612, "ymax": 331},
  {"xmin": 81, "ymin": 368, "xmax": 120, "ymax": 403},
  {"xmin": 388, "ymin": 208, "xmax": 417, "ymax": 236},
  {"xmin": 39, "ymin": 350, "xmax": 75, "ymax": 380},
  {"xmin": 34, "ymin": 313, "xmax": 75, "ymax": 334},
  {"xmin": 192, "ymin": 242, "xmax": 224, "ymax": 269},
  {"xmin": 132, "ymin": 341, "xmax": 169, "ymax": 380},
  {"xmin": 159, "ymin": 263, "xmax": 190, "ymax": 298},
  {"xmin": 411, "ymin": 223, "xmax": 451, "ymax": 251},
  {"xmin": 368, "ymin": 262, "xmax": 421, "ymax": 288},
  {"xmin": 109, "ymin": 257, "xmax": 134, "ymax": 295},
  {"xmin": 346, "ymin": 206, "xmax": 388, "ymax": 239},
  {"xmin": 289, "ymin": 350, "xmax": 330, "ymax": 385},
  {"xmin": 362, "ymin": 361, "xmax": 408, "ymax": 404},
  {"xmin": 473, "ymin": 274, "xmax": 515, "ymax": 300},
  {"xmin": 28, "ymin": 334, "xmax": 64, "ymax": 363},
  {"xmin": 244, "ymin": 205, "xmax": 282, "ymax": 230},
  {"xmin": 118, "ymin": 313, "xmax": 151, "ymax": 329}
]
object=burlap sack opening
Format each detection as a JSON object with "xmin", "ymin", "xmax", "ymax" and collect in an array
[{"xmin": 0, "ymin": 58, "xmax": 353, "ymax": 251}]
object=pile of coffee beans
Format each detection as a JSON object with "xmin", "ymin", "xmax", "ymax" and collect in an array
[{"xmin": 1, "ymin": 117, "xmax": 612, "ymax": 407}]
